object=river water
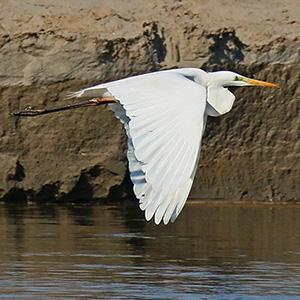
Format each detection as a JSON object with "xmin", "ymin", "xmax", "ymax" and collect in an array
[{"xmin": 0, "ymin": 201, "xmax": 300, "ymax": 299}]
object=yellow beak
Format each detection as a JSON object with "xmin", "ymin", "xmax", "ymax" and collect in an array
[{"xmin": 243, "ymin": 77, "xmax": 280, "ymax": 88}]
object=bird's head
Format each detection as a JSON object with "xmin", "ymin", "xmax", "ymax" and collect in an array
[
  {"xmin": 208, "ymin": 71, "xmax": 280, "ymax": 88},
  {"xmin": 206, "ymin": 71, "xmax": 279, "ymax": 117}
]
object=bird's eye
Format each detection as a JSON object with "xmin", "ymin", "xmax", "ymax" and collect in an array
[{"xmin": 234, "ymin": 76, "xmax": 239, "ymax": 81}]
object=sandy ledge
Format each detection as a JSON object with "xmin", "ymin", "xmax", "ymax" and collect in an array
[{"xmin": 0, "ymin": 0, "xmax": 299, "ymax": 203}]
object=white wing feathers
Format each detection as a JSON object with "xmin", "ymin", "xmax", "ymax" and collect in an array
[{"xmin": 75, "ymin": 70, "xmax": 207, "ymax": 224}]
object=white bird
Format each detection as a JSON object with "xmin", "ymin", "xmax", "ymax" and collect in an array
[{"xmin": 72, "ymin": 69, "xmax": 279, "ymax": 224}]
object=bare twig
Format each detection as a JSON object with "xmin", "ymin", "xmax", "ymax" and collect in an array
[{"xmin": 12, "ymin": 97, "xmax": 116, "ymax": 117}]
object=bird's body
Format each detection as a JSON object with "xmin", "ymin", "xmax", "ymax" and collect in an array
[{"xmin": 73, "ymin": 68, "xmax": 279, "ymax": 225}]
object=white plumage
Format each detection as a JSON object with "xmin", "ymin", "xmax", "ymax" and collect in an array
[{"xmin": 74, "ymin": 68, "xmax": 279, "ymax": 225}]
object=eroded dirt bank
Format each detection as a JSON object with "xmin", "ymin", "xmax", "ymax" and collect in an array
[{"xmin": 0, "ymin": 0, "xmax": 299, "ymax": 203}]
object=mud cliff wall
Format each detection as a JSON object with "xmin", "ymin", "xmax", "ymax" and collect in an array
[{"xmin": 0, "ymin": 0, "xmax": 299, "ymax": 202}]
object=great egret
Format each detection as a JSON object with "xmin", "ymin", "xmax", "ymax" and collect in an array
[{"xmin": 14, "ymin": 68, "xmax": 279, "ymax": 225}]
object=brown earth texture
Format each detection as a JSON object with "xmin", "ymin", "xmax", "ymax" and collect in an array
[{"xmin": 0, "ymin": 0, "xmax": 299, "ymax": 204}]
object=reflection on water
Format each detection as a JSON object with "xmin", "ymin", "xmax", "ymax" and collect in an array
[{"xmin": 0, "ymin": 201, "xmax": 300, "ymax": 299}]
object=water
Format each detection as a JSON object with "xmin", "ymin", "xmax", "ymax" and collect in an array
[{"xmin": 0, "ymin": 201, "xmax": 300, "ymax": 299}]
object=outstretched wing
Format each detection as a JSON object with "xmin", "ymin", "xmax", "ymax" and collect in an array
[{"xmin": 75, "ymin": 70, "xmax": 207, "ymax": 224}]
